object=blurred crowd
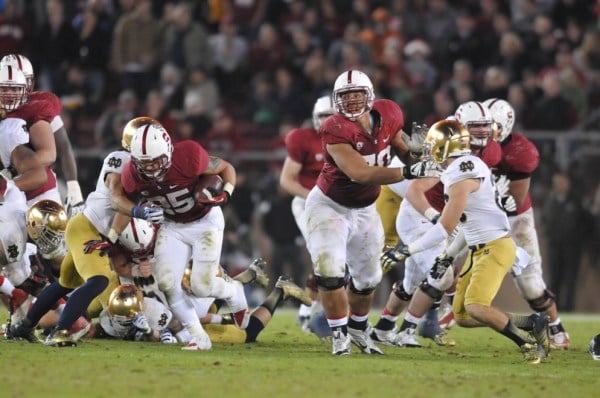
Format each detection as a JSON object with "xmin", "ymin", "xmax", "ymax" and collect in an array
[{"xmin": 1, "ymin": 0, "xmax": 600, "ymax": 309}]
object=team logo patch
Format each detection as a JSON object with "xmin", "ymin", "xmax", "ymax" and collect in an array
[
  {"xmin": 356, "ymin": 142, "xmax": 364, "ymax": 150},
  {"xmin": 458, "ymin": 161, "xmax": 475, "ymax": 172},
  {"xmin": 107, "ymin": 157, "xmax": 122, "ymax": 168},
  {"xmin": 7, "ymin": 244, "xmax": 19, "ymax": 260}
]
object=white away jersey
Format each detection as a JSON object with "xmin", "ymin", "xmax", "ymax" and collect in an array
[
  {"xmin": 441, "ymin": 155, "xmax": 510, "ymax": 246},
  {"xmin": 387, "ymin": 156, "xmax": 410, "ymax": 198},
  {"xmin": 83, "ymin": 150, "xmax": 131, "ymax": 236},
  {"xmin": 0, "ymin": 118, "xmax": 28, "ymax": 169}
]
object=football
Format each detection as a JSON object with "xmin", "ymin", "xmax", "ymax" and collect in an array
[{"xmin": 193, "ymin": 174, "xmax": 224, "ymax": 203}]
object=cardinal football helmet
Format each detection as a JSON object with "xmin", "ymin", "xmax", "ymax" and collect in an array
[
  {"xmin": 483, "ymin": 98, "xmax": 515, "ymax": 143},
  {"xmin": 312, "ymin": 95, "xmax": 334, "ymax": 131},
  {"xmin": 119, "ymin": 217, "xmax": 157, "ymax": 260},
  {"xmin": 0, "ymin": 203, "xmax": 27, "ymax": 265},
  {"xmin": 423, "ymin": 119, "xmax": 471, "ymax": 163},
  {"xmin": 129, "ymin": 119, "xmax": 173, "ymax": 180},
  {"xmin": 332, "ymin": 70, "xmax": 374, "ymax": 120},
  {"xmin": 0, "ymin": 54, "xmax": 34, "ymax": 94},
  {"xmin": 26, "ymin": 199, "xmax": 68, "ymax": 260},
  {"xmin": 0, "ymin": 65, "xmax": 27, "ymax": 112},
  {"xmin": 108, "ymin": 284, "xmax": 144, "ymax": 322},
  {"xmin": 454, "ymin": 101, "xmax": 494, "ymax": 148}
]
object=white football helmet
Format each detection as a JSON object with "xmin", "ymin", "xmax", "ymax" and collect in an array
[
  {"xmin": 332, "ymin": 70, "xmax": 374, "ymax": 120},
  {"xmin": 454, "ymin": 101, "xmax": 494, "ymax": 148},
  {"xmin": 312, "ymin": 95, "xmax": 334, "ymax": 130},
  {"xmin": 0, "ymin": 203, "xmax": 27, "ymax": 265},
  {"xmin": 26, "ymin": 199, "xmax": 68, "ymax": 260},
  {"xmin": 483, "ymin": 98, "xmax": 515, "ymax": 143},
  {"xmin": 0, "ymin": 54, "xmax": 34, "ymax": 94},
  {"xmin": 119, "ymin": 217, "xmax": 157, "ymax": 259},
  {"xmin": 129, "ymin": 119, "xmax": 173, "ymax": 180},
  {"xmin": 0, "ymin": 65, "xmax": 27, "ymax": 112}
]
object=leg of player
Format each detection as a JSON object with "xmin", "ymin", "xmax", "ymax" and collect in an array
[{"xmin": 370, "ymin": 281, "xmax": 409, "ymax": 346}]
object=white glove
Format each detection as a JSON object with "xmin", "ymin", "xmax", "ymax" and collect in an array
[
  {"xmin": 427, "ymin": 254, "xmax": 455, "ymax": 291},
  {"xmin": 132, "ymin": 312, "xmax": 152, "ymax": 335},
  {"xmin": 132, "ymin": 204, "xmax": 164, "ymax": 224},
  {"xmin": 402, "ymin": 122, "xmax": 428, "ymax": 154},
  {"xmin": 494, "ymin": 175, "xmax": 511, "ymax": 196},
  {"xmin": 403, "ymin": 160, "xmax": 443, "ymax": 180},
  {"xmin": 66, "ymin": 180, "xmax": 85, "ymax": 217},
  {"xmin": 497, "ymin": 194, "xmax": 517, "ymax": 214},
  {"xmin": 159, "ymin": 329, "xmax": 178, "ymax": 344}
]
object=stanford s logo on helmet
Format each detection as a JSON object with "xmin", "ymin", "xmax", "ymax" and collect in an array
[
  {"xmin": 332, "ymin": 70, "xmax": 374, "ymax": 121},
  {"xmin": 129, "ymin": 118, "xmax": 173, "ymax": 180},
  {"xmin": 482, "ymin": 98, "xmax": 515, "ymax": 143}
]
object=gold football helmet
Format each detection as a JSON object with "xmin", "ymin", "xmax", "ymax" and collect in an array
[
  {"xmin": 423, "ymin": 119, "xmax": 471, "ymax": 163},
  {"xmin": 26, "ymin": 199, "xmax": 68, "ymax": 259},
  {"xmin": 108, "ymin": 284, "xmax": 144, "ymax": 321},
  {"xmin": 122, "ymin": 116, "xmax": 161, "ymax": 152}
]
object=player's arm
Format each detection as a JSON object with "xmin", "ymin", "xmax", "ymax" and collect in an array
[
  {"xmin": 203, "ymin": 156, "xmax": 236, "ymax": 197},
  {"xmin": 27, "ymin": 120, "xmax": 56, "ymax": 166},
  {"xmin": 279, "ymin": 156, "xmax": 310, "ymax": 198},
  {"xmin": 405, "ymin": 177, "xmax": 440, "ymax": 218},
  {"xmin": 327, "ymin": 142, "xmax": 405, "ymax": 185},
  {"xmin": 53, "ymin": 126, "xmax": 78, "ymax": 181},
  {"xmin": 10, "ymin": 144, "xmax": 48, "ymax": 191},
  {"xmin": 508, "ymin": 177, "xmax": 530, "ymax": 209}
]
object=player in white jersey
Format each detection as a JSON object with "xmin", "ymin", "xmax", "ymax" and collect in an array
[
  {"xmin": 9, "ymin": 117, "xmax": 164, "ymax": 347},
  {"xmin": 381, "ymin": 119, "xmax": 550, "ymax": 364}
]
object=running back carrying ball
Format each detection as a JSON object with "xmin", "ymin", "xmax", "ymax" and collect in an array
[{"xmin": 194, "ymin": 174, "xmax": 224, "ymax": 203}]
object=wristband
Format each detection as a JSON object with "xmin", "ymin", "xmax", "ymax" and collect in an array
[
  {"xmin": 107, "ymin": 228, "xmax": 119, "ymax": 244},
  {"xmin": 424, "ymin": 207, "xmax": 440, "ymax": 222},
  {"xmin": 223, "ymin": 182, "xmax": 234, "ymax": 196}
]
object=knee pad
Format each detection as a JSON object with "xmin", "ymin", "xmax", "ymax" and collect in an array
[
  {"xmin": 527, "ymin": 289, "xmax": 555, "ymax": 312},
  {"xmin": 348, "ymin": 279, "xmax": 375, "ymax": 295},
  {"xmin": 392, "ymin": 281, "xmax": 412, "ymax": 302},
  {"xmin": 419, "ymin": 279, "xmax": 444, "ymax": 301},
  {"xmin": 314, "ymin": 275, "xmax": 346, "ymax": 291}
]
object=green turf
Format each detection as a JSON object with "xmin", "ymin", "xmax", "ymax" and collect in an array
[{"xmin": 2, "ymin": 310, "xmax": 599, "ymax": 398}]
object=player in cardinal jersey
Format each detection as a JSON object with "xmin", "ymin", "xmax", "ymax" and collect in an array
[
  {"xmin": 381, "ymin": 119, "xmax": 550, "ymax": 364},
  {"xmin": 0, "ymin": 115, "xmax": 47, "ymax": 193},
  {"xmin": 279, "ymin": 95, "xmax": 333, "ymax": 331},
  {"xmin": 484, "ymin": 98, "xmax": 570, "ymax": 349},
  {"xmin": 303, "ymin": 69, "xmax": 442, "ymax": 356},
  {"xmin": 1, "ymin": 54, "xmax": 84, "ymax": 215},
  {"xmin": 121, "ymin": 118, "xmax": 247, "ymax": 351}
]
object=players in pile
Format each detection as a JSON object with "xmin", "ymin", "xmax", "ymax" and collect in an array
[
  {"xmin": 484, "ymin": 98, "xmax": 570, "ymax": 350},
  {"xmin": 0, "ymin": 54, "xmax": 85, "ymax": 215},
  {"xmin": 279, "ymin": 95, "xmax": 333, "ymax": 332},
  {"xmin": 120, "ymin": 117, "xmax": 247, "ymax": 351},
  {"xmin": 303, "ymin": 69, "xmax": 441, "ymax": 356},
  {"xmin": 381, "ymin": 119, "xmax": 550, "ymax": 364}
]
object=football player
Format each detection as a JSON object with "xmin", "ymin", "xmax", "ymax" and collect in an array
[
  {"xmin": 1, "ymin": 54, "xmax": 85, "ymax": 216},
  {"xmin": 120, "ymin": 118, "xmax": 245, "ymax": 351},
  {"xmin": 10, "ymin": 118, "xmax": 163, "ymax": 347},
  {"xmin": 381, "ymin": 119, "xmax": 550, "ymax": 364},
  {"xmin": 484, "ymin": 98, "xmax": 570, "ymax": 349},
  {"xmin": 302, "ymin": 69, "xmax": 441, "ymax": 356},
  {"xmin": 279, "ymin": 95, "xmax": 333, "ymax": 331}
]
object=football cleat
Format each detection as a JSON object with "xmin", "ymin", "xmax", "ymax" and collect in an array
[
  {"xmin": 520, "ymin": 342, "xmax": 542, "ymax": 364},
  {"xmin": 248, "ymin": 258, "xmax": 270, "ymax": 288},
  {"xmin": 438, "ymin": 304, "xmax": 456, "ymax": 329},
  {"xmin": 588, "ymin": 334, "xmax": 600, "ymax": 361},
  {"xmin": 549, "ymin": 324, "xmax": 570, "ymax": 350},
  {"xmin": 275, "ymin": 275, "xmax": 312, "ymax": 306},
  {"xmin": 8, "ymin": 322, "xmax": 40, "ymax": 343},
  {"xmin": 395, "ymin": 328, "xmax": 423, "ymax": 348},
  {"xmin": 348, "ymin": 326, "xmax": 384, "ymax": 354},
  {"xmin": 331, "ymin": 330, "xmax": 351, "ymax": 356},
  {"xmin": 45, "ymin": 327, "xmax": 77, "ymax": 347},
  {"xmin": 370, "ymin": 327, "xmax": 403, "ymax": 347},
  {"xmin": 529, "ymin": 313, "xmax": 550, "ymax": 359},
  {"xmin": 182, "ymin": 330, "xmax": 212, "ymax": 351}
]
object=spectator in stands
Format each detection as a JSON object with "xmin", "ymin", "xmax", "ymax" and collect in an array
[
  {"xmin": 247, "ymin": 23, "xmax": 286, "ymax": 76},
  {"xmin": 183, "ymin": 66, "xmax": 220, "ymax": 122},
  {"xmin": 158, "ymin": 62, "xmax": 185, "ymax": 113},
  {"xmin": 201, "ymin": 108, "xmax": 246, "ymax": 154},
  {"xmin": 481, "ymin": 65, "xmax": 509, "ymax": 99},
  {"xmin": 0, "ymin": 0, "xmax": 30, "ymax": 57},
  {"xmin": 525, "ymin": 71, "xmax": 578, "ymax": 130},
  {"xmin": 326, "ymin": 22, "xmax": 372, "ymax": 71},
  {"xmin": 93, "ymin": 89, "xmax": 138, "ymax": 149},
  {"xmin": 144, "ymin": 89, "xmax": 176, "ymax": 134},
  {"xmin": 403, "ymin": 39, "xmax": 437, "ymax": 90}
]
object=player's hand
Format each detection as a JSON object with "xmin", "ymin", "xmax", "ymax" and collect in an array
[
  {"xmin": 494, "ymin": 175, "xmax": 511, "ymax": 197},
  {"xmin": 132, "ymin": 312, "xmax": 152, "ymax": 335},
  {"xmin": 380, "ymin": 244, "xmax": 411, "ymax": 273},
  {"xmin": 497, "ymin": 194, "xmax": 517, "ymax": 215},
  {"xmin": 159, "ymin": 329, "xmax": 177, "ymax": 344},
  {"xmin": 65, "ymin": 180, "xmax": 85, "ymax": 218},
  {"xmin": 83, "ymin": 238, "xmax": 113, "ymax": 256},
  {"xmin": 132, "ymin": 204, "xmax": 164, "ymax": 223},
  {"xmin": 198, "ymin": 190, "xmax": 230, "ymax": 207},
  {"xmin": 403, "ymin": 159, "xmax": 443, "ymax": 180},
  {"xmin": 402, "ymin": 123, "xmax": 428, "ymax": 155},
  {"xmin": 427, "ymin": 254, "xmax": 455, "ymax": 291}
]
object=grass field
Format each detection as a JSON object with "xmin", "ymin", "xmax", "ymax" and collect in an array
[{"xmin": 2, "ymin": 309, "xmax": 600, "ymax": 398}]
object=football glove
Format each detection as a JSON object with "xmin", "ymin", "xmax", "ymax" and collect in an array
[
  {"xmin": 426, "ymin": 254, "xmax": 455, "ymax": 291},
  {"xmin": 132, "ymin": 312, "xmax": 152, "ymax": 335},
  {"xmin": 380, "ymin": 244, "xmax": 411, "ymax": 273},
  {"xmin": 198, "ymin": 190, "xmax": 230, "ymax": 207},
  {"xmin": 66, "ymin": 181, "xmax": 85, "ymax": 218},
  {"xmin": 401, "ymin": 122, "xmax": 428, "ymax": 155},
  {"xmin": 494, "ymin": 175, "xmax": 511, "ymax": 196},
  {"xmin": 497, "ymin": 194, "xmax": 517, "ymax": 215},
  {"xmin": 83, "ymin": 238, "xmax": 114, "ymax": 256},
  {"xmin": 159, "ymin": 329, "xmax": 178, "ymax": 344},
  {"xmin": 403, "ymin": 159, "xmax": 443, "ymax": 180},
  {"xmin": 132, "ymin": 204, "xmax": 164, "ymax": 223}
]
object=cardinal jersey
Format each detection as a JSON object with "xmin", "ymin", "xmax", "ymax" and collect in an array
[
  {"xmin": 121, "ymin": 140, "xmax": 212, "ymax": 223},
  {"xmin": 84, "ymin": 150, "xmax": 131, "ymax": 237},
  {"xmin": 495, "ymin": 132, "xmax": 539, "ymax": 214},
  {"xmin": 441, "ymin": 155, "xmax": 510, "ymax": 246},
  {"xmin": 29, "ymin": 91, "xmax": 64, "ymax": 132},
  {"xmin": 317, "ymin": 99, "xmax": 404, "ymax": 207},
  {"xmin": 284, "ymin": 127, "xmax": 324, "ymax": 189}
]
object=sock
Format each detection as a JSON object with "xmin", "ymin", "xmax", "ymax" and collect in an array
[
  {"xmin": 507, "ymin": 313, "xmax": 533, "ymax": 331},
  {"xmin": 261, "ymin": 287, "xmax": 284, "ymax": 315},
  {"xmin": 244, "ymin": 316, "xmax": 265, "ymax": 343},
  {"xmin": 549, "ymin": 317, "xmax": 565, "ymax": 334},
  {"xmin": 347, "ymin": 312, "xmax": 368, "ymax": 331},
  {"xmin": 445, "ymin": 292, "xmax": 455, "ymax": 305},
  {"xmin": 549, "ymin": 317, "xmax": 561, "ymax": 327},
  {"xmin": 399, "ymin": 311, "xmax": 421, "ymax": 332},
  {"xmin": 500, "ymin": 320, "xmax": 532, "ymax": 346},
  {"xmin": 327, "ymin": 316, "xmax": 347, "ymax": 335},
  {"xmin": 56, "ymin": 276, "xmax": 108, "ymax": 330},
  {"xmin": 26, "ymin": 281, "xmax": 72, "ymax": 327},
  {"xmin": 375, "ymin": 307, "xmax": 398, "ymax": 330},
  {"xmin": 0, "ymin": 275, "xmax": 15, "ymax": 295},
  {"xmin": 298, "ymin": 303, "xmax": 312, "ymax": 317},
  {"xmin": 176, "ymin": 329, "xmax": 192, "ymax": 343}
]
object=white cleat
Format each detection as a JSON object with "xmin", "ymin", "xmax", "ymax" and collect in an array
[
  {"xmin": 348, "ymin": 326, "xmax": 384, "ymax": 355},
  {"xmin": 331, "ymin": 330, "xmax": 351, "ymax": 356},
  {"xmin": 182, "ymin": 330, "xmax": 212, "ymax": 351}
]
